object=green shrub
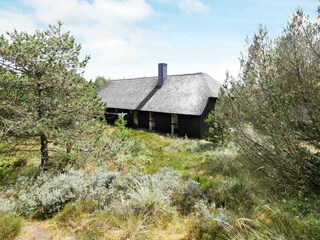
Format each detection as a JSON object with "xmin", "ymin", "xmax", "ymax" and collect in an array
[
  {"xmin": 188, "ymin": 201, "xmax": 229, "ymax": 240},
  {"xmin": 205, "ymin": 176, "xmax": 255, "ymax": 213},
  {"xmin": 179, "ymin": 180, "xmax": 204, "ymax": 214},
  {"xmin": 56, "ymin": 199, "xmax": 95, "ymax": 223},
  {"xmin": 203, "ymin": 145, "xmax": 239, "ymax": 177},
  {"xmin": 217, "ymin": 7, "xmax": 320, "ymax": 191},
  {"xmin": 98, "ymin": 133, "xmax": 143, "ymax": 159},
  {"xmin": 0, "ymin": 213, "xmax": 22, "ymax": 240},
  {"xmin": 205, "ymin": 111, "xmax": 229, "ymax": 147},
  {"xmin": 111, "ymin": 168, "xmax": 184, "ymax": 224},
  {"xmin": 0, "ymin": 167, "xmax": 13, "ymax": 181}
]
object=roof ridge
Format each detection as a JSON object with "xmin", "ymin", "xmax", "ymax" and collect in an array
[{"xmin": 109, "ymin": 72, "xmax": 205, "ymax": 81}]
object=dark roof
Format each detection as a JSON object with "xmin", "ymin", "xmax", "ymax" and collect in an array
[{"xmin": 97, "ymin": 72, "xmax": 221, "ymax": 116}]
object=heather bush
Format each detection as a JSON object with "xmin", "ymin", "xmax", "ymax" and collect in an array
[
  {"xmin": 84, "ymin": 169, "xmax": 119, "ymax": 208},
  {"xmin": 188, "ymin": 201, "xmax": 229, "ymax": 240},
  {"xmin": 180, "ymin": 179, "xmax": 204, "ymax": 214}
]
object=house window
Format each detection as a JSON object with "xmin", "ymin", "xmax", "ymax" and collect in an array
[
  {"xmin": 171, "ymin": 114, "xmax": 178, "ymax": 135},
  {"xmin": 134, "ymin": 111, "xmax": 138, "ymax": 127},
  {"xmin": 149, "ymin": 112, "xmax": 155, "ymax": 131}
]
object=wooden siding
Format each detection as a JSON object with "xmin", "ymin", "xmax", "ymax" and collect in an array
[
  {"xmin": 104, "ymin": 98, "xmax": 217, "ymax": 138},
  {"xmin": 105, "ymin": 108, "xmax": 118, "ymax": 124},
  {"xmin": 155, "ymin": 112, "xmax": 171, "ymax": 133},
  {"xmin": 138, "ymin": 111, "xmax": 149, "ymax": 129},
  {"xmin": 178, "ymin": 114, "xmax": 201, "ymax": 138}
]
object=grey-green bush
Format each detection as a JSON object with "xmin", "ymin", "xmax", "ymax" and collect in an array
[{"xmin": 0, "ymin": 168, "xmax": 205, "ymax": 220}]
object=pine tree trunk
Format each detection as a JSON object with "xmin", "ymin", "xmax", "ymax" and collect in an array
[{"xmin": 40, "ymin": 131, "xmax": 49, "ymax": 169}]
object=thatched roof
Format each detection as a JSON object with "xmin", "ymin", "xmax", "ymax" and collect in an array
[{"xmin": 97, "ymin": 73, "xmax": 221, "ymax": 116}]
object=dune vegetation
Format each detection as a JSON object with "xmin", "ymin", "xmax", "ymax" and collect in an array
[
  {"xmin": 1, "ymin": 6, "xmax": 320, "ymax": 240},
  {"xmin": 0, "ymin": 122, "xmax": 319, "ymax": 239}
]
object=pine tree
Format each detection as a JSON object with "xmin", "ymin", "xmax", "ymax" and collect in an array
[{"xmin": 0, "ymin": 22, "xmax": 104, "ymax": 169}]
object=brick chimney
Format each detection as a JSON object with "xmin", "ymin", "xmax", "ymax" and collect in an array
[{"xmin": 158, "ymin": 63, "xmax": 167, "ymax": 87}]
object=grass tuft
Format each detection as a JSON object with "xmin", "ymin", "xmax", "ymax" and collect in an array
[{"xmin": 0, "ymin": 213, "xmax": 22, "ymax": 240}]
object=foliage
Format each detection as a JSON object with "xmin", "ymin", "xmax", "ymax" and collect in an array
[
  {"xmin": 0, "ymin": 126, "xmax": 319, "ymax": 239},
  {"xmin": 90, "ymin": 127, "xmax": 143, "ymax": 168},
  {"xmin": 114, "ymin": 115, "xmax": 127, "ymax": 130},
  {"xmin": 0, "ymin": 213, "xmax": 22, "ymax": 240},
  {"xmin": 56, "ymin": 199, "xmax": 95, "ymax": 223},
  {"xmin": 225, "ymin": 204, "xmax": 320, "ymax": 240},
  {"xmin": 119, "ymin": 169, "xmax": 182, "ymax": 221},
  {"xmin": 188, "ymin": 201, "xmax": 228, "ymax": 240},
  {"xmin": 0, "ymin": 21, "xmax": 104, "ymax": 168},
  {"xmin": 217, "ymin": 8, "xmax": 320, "ymax": 191},
  {"xmin": 114, "ymin": 115, "xmax": 131, "ymax": 140},
  {"xmin": 0, "ymin": 167, "xmax": 202, "ymax": 220},
  {"xmin": 1, "ymin": 169, "xmax": 118, "ymax": 218},
  {"xmin": 0, "ymin": 197, "xmax": 16, "ymax": 213},
  {"xmin": 205, "ymin": 110, "xmax": 229, "ymax": 147},
  {"xmin": 94, "ymin": 75, "xmax": 107, "ymax": 88}
]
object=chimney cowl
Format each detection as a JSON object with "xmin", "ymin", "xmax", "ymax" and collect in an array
[{"xmin": 158, "ymin": 63, "xmax": 167, "ymax": 87}]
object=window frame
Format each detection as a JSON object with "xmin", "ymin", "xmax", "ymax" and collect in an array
[{"xmin": 149, "ymin": 112, "xmax": 155, "ymax": 131}]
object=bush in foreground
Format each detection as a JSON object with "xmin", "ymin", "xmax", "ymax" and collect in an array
[
  {"xmin": 217, "ymin": 7, "xmax": 320, "ymax": 192},
  {"xmin": 0, "ymin": 213, "xmax": 22, "ymax": 240}
]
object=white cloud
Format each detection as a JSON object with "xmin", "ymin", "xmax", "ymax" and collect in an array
[
  {"xmin": 153, "ymin": 0, "xmax": 209, "ymax": 14},
  {"xmin": 23, "ymin": 0, "xmax": 153, "ymax": 24},
  {"xmin": 0, "ymin": 9, "xmax": 37, "ymax": 33},
  {"xmin": 0, "ymin": 0, "xmax": 210, "ymax": 80},
  {"xmin": 177, "ymin": 0, "xmax": 209, "ymax": 14},
  {"xmin": 0, "ymin": 0, "xmax": 168, "ymax": 79}
]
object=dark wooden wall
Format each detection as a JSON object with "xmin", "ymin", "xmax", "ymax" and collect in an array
[
  {"xmin": 105, "ymin": 108, "xmax": 118, "ymax": 124},
  {"xmin": 178, "ymin": 115, "xmax": 201, "ymax": 138},
  {"xmin": 105, "ymin": 98, "xmax": 217, "ymax": 138},
  {"xmin": 155, "ymin": 112, "xmax": 171, "ymax": 133},
  {"xmin": 138, "ymin": 111, "xmax": 149, "ymax": 129}
]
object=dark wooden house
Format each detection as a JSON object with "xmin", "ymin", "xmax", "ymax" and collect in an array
[{"xmin": 97, "ymin": 63, "xmax": 221, "ymax": 138}]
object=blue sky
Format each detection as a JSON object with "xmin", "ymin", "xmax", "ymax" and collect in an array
[{"xmin": 0, "ymin": 0, "xmax": 318, "ymax": 81}]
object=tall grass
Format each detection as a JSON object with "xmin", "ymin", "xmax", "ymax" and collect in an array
[
  {"xmin": 1, "ymin": 125, "xmax": 319, "ymax": 239},
  {"xmin": 0, "ymin": 213, "xmax": 22, "ymax": 240}
]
